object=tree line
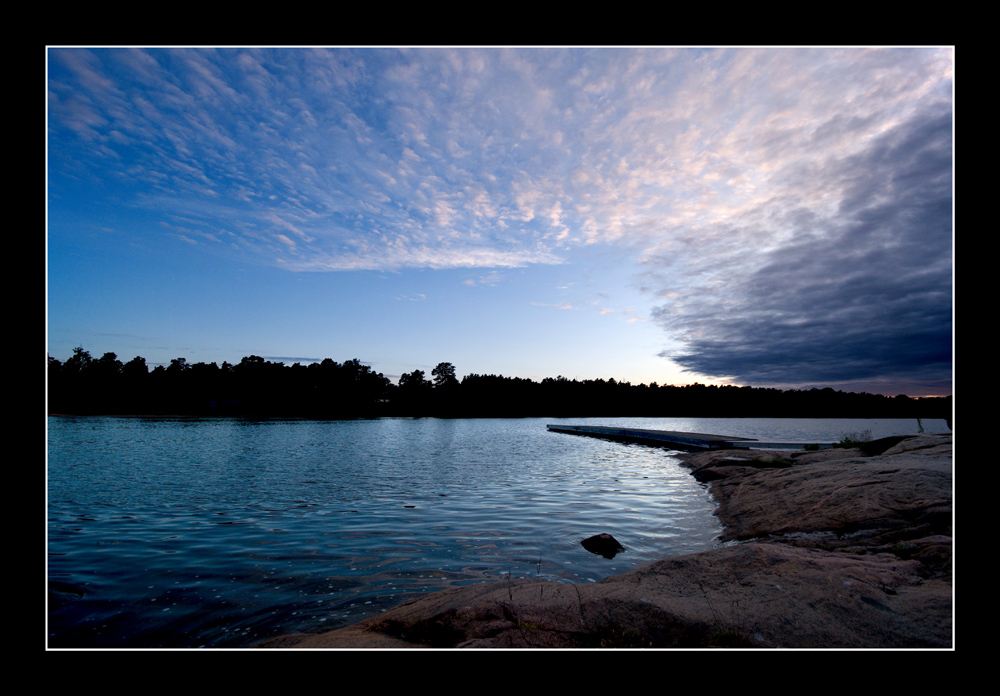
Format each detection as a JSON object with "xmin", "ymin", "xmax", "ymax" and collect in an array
[{"xmin": 47, "ymin": 347, "xmax": 952, "ymax": 422}]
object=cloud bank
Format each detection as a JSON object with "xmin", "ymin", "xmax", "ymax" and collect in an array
[{"xmin": 642, "ymin": 61, "xmax": 953, "ymax": 392}]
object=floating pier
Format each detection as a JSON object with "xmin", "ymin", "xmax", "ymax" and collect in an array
[{"xmin": 546, "ymin": 424, "xmax": 834, "ymax": 451}]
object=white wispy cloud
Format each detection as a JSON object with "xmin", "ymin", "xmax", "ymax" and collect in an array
[{"xmin": 530, "ymin": 301, "xmax": 576, "ymax": 310}]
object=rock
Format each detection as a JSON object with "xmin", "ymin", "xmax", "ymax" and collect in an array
[
  {"xmin": 788, "ymin": 447, "xmax": 865, "ymax": 464},
  {"xmin": 581, "ymin": 533, "xmax": 625, "ymax": 558},
  {"xmin": 684, "ymin": 449, "xmax": 802, "ymax": 482},
  {"xmin": 692, "ymin": 465, "xmax": 761, "ymax": 483},
  {"xmin": 707, "ymin": 442, "xmax": 952, "ymax": 545},
  {"xmin": 881, "ymin": 433, "xmax": 952, "ymax": 457}
]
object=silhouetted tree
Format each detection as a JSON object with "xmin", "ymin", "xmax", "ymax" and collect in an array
[
  {"xmin": 64, "ymin": 346, "xmax": 92, "ymax": 375},
  {"xmin": 431, "ymin": 362, "xmax": 458, "ymax": 388},
  {"xmin": 396, "ymin": 369, "xmax": 432, "ymax": 415},
  {"xmin": 399, "ymin": 369, "xmax": 430, "ymax": 390},
  {"xmin": 430, "ymin": 362, "xmax": 460, "ymax": 415}
]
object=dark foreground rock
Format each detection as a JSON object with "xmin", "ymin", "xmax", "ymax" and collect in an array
[{"xmin": 257, "ymin": 433, "xmax": 952, "ymax": 649}]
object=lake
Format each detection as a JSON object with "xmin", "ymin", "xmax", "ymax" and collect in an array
[{"xmin": 46, "ymin": 415, "xmax": 945, "ymax": 648}]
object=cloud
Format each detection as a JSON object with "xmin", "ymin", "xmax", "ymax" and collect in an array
[
  {"xmin": 463, "ymin": 271, "xmax": 505, "ymax": 287},
  {"xmin": 650, "ymin": 100, "xmax": 952, "ymax": 388},
  {"xmin": 286, "ymin": 244, "xmax": 563, "ymax": 272},
  {"xmin": 264, "ymin": 356, "xmax": 325, "ymax": 364},
  {"xmin": 46, "ymin": 49, "xmax": 677, "ymax": 271},
  {"xmin": 531, "ymin": 301, "xmax": 575, "ymax": 310}
]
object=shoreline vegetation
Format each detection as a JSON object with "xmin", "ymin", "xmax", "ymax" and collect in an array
[
  {"xmin": 256, "ymin": 432, "xmax": 953, "ymax": 649},
  {"xmin": 48, "ymin": 349, "xmax": 951, "ymax": 421}
]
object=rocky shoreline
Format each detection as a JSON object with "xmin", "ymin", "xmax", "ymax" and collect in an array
[{"xmin": 256, "ymin": 433, "xmax": 953, "ymax": 649}]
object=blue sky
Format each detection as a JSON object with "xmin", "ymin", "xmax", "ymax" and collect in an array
[{"xmin": 46, "ymin": 47, "xmax": 954, "ymax": 396}]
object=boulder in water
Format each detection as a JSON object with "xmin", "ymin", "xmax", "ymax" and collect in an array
[{"xmin": 581, "ymin": 533, "xmax": 625, "ymax": 559}]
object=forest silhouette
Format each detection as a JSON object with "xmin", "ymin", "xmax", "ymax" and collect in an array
[{"xmin": 47, "ymin": 347, "xmax": 952, "ymax": 422}]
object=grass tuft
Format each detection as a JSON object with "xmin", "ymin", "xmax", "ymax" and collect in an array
[{"xmin": 834, "ymin": 428, "xmax": 873, "ymax": 449}]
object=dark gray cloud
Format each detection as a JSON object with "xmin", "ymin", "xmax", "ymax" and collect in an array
[{"xmin": 654, "ymin": 104, "xmax": 952, "ymax": 391}]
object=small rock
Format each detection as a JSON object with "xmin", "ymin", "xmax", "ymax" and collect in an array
[{"xmin": 582, "ymin": 533, "xmax": 625, "ymax": 559}]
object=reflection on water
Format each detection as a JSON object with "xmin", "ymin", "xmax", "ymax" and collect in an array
[{"xmin": 47, "ymin": 416, "xmax": 942, "ymax": 648}]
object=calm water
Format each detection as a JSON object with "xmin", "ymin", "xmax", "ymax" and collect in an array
[{"xmin": 47, "ymin": 416, "xmax": 944, "ymax": 648}]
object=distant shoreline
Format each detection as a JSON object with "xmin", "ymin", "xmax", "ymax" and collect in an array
[
  {"xmin": 47, "ymin": 412, "xmax": 951, "ymax": 423},
  {"xmin": 47, "ymin": 351, "xmax": 952, "ymax": 422}
]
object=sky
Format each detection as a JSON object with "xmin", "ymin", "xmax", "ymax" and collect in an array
[{"xmin": 46, "ymin": 47, "xmax": 954, "ymax": 396}]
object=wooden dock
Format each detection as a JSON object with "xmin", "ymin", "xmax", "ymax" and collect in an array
[{"xmin": 546, "ymin": 424, "xmax": 833, "ymax": 451}]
